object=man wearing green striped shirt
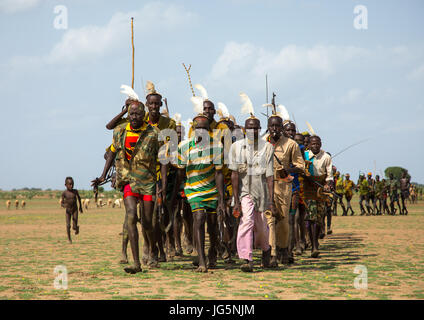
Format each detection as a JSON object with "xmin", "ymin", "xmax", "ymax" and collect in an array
[{"xmin": 176, "ymin": 114, "xmax": 225, "ymax": 273}]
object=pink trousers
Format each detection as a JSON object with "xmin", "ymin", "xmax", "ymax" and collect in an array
[{"xmin": 237, "ymin": 195, "xmax": 270, "ymax": 261}]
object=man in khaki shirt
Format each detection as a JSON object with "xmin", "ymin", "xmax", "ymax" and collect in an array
[{"xmin": 272, "ymin": 118, "xmax": 305, "ymax": 265}]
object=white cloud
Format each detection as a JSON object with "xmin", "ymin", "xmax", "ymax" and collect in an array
[
  {"xmin": 340, "ymin": 88, "xmax": 362, "ymax": 104},
  {"xmin": 407, "ymin": 64, "xmax": 424, "ymax": 80},
  {"xmin": 0, "ymin": 0, "xmax": 41, "ymax": 14},
  {"xmin": 210, "ymin": 42, "xmax": 369, "ymax": 81},
  {"xmin": 10, "ymin": 2, "xmax": 197, "ymax": 66}
]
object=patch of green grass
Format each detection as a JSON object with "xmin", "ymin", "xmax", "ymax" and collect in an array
[
  {"xmin": 17, "ymin": 292, "xmax": 36, "ymax": 300},
  {"xmin": 68, "ymin": 287, "xmax": 107, "ymax": 293},
  {"xmin": 111, "ymin": 295, "xmax": 134, "ymax": 300},
  {"xmin": 140, "ymin": 294, "xmax": 169, "ymax": 299}
]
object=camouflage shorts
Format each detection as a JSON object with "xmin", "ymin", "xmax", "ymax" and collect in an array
[{"xmin": 305, "ymin": 200, "xmax": 326, "ymax": 226}]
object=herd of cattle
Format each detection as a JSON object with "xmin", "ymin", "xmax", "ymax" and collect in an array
[
  {"xmin": 4, "ymin": 198, "xmax": 123, "ymax": 210},
  {"xmin": 79, "ymin": 198, "xmax": 123, "ymax": 210}
]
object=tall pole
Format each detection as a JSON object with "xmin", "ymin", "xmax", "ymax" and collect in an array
[
  {"xmin": 266, "ymin": 74, "xmax": 269, "ymax": 118},
  {"xmin": 131, "ymin": 17, "xmax": 135, "ymax": 89},
  {"xmin": 374, "ymin": 160, "xmax": 377, "ymax": 177}
]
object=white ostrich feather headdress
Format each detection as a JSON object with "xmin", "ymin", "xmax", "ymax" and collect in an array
[
  {"xmin": 306, "ymin": 121, "xmax": 317, "ymax": 136},
  {"xmin": 194, "ymin": 84, "xmax": 209, "ymax": 101},
  {"xmin": 240, "ymin": 92, "xmax": 256, "ymax": 119},
  {"xmin": 120, "ymin": 84, "xmax": 140, "ymax": 102},
  {"xmin": 217, "ymin": 102, "xmax": 230, "ymax": 121},
  {"xmin": 173, "ymin": 113, "xmax": 182, "ymax": 126},
  {"xmin": 145, "ymin": 80, "xmax": 162, "ymax": 98}
]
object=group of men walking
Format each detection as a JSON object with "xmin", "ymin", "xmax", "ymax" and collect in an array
[
  {"xmin": 333, "ymin": 171, "xmax": 413, "ymax": 216},
  {"xmin": 92, "ymin": 82, "xmax": 412, "ymax": 274}
]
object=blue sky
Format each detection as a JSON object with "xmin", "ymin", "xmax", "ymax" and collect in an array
[{"xmin": 1, "ymin": 0, "xmax": 423, "ymax": 190}]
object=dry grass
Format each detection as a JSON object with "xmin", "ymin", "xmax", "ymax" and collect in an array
[{"xmin": 0, "ymin": 196, "xmax": 423, "ymax": 300}]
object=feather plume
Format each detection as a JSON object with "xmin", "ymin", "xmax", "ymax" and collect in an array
[
  {"xmin": 161, "ymin": 109, "xmax": 169, "ymax": 117},
  {"xmin": 229, "ymin": 115, "xmax": 237, "ymax": 125},
  {"xmin": 217, "ymin": 102, "xmax": 230, "ymax": 119},
  {"xmin": 145, "ymin": 81, "xmax": 156, "ymax": 95},
  {"xmin": 240, "ymin": 92, "xmax": 255, "ymax": 117},
  {"xmin": 120, "ymin": 84, "xmax": 139, "ymax": 101},
  {"xmin": 194, "ymin": 84, "xmax": 208, "ymax": 100},
  {"xmin": 173, "ymin": 113, "xmax": 182, "ymax": 124},
  {"xmin": 277, "ymin": 104, "xmax": 290, "ymax": 121},
  {"xmin": 190, "ymin": 96, "xmax": 204, "ymax": 114},
  {"xmin": 306, "ymin": 121, "xmax": 316, "ymax": 136}
]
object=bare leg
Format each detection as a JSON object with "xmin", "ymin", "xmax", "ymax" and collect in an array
[
  {"xmin": 308, "ymin": 222, "xmax": 320, "ymax": 258},
  {"xmin": 165, "ymin": 205, "xmax": 176, "ymax": 260},
  {"xmin": 72, "ymin": 210, "xmax": 79, "ymax": 234},
  {"xmin": 206, "ymin": 212, "xmax": 218, "ymax": 268},
  {"xmin": 396, "ymin": 200, "xmax": 402, "ymax": 215},
  {"xmin": 182, "ymin": 201, "xmax": 194, "ymax": 254},
  {"xmin": 141, "ymin": 199, "xmax": 158, "ymax": 267},
  {"xmin": 338, "ymin": 196, "xmax": 347, "ymax": 215},
  {"xmin": 288, "ymin": 211, "xmax": 296, "ymax": 260},
  {"xmin": 326, "ymin": 203, "xmax": 332, "ymax": 234},
  {"xmin": 120, "ymin": 214, "xmax": 129, "ymax": 264},
  {"xmin": 140, "ymin": 204, "xmax": 150, "ymax": 265},
  {"xmin": 359, "ymin": 196, "xmax": 366, "ymax": 215},
  {"xmin": 173, "ymin": 200, "xmax": 183, "ymax": 256},
  {"xmin": 193, "ymin": 210, "xmax": 208, "ymax": 272},
  {"xmin": 155, "ymin": 227, "xmax": 166, "ymax": 262},
  {"xmin": 294, "ymin": 209, "xmax": 302, "ymax": 255},
  {"xmin": 298, "ymin": 203, "xmax": 307, "ymax": 251},
  {"xmin": 66, "ymin": 212, "xmax": 72, "ymax": 244},
  {"xmin": 123, "ymin": 196, "xmax": 142, "ymax": 273}
]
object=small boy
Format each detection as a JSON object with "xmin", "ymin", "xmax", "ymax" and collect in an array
[{"xmin": 61, "ymin": 177, "xmax": 83, "ymax": 243}]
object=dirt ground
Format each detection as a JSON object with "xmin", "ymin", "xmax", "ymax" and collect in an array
[{"xmin": 0, "ymin": 196, "xmax": 423, "ymax": 300}]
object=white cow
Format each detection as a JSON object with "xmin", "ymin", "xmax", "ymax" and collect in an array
[
  {"xmin": 113, "ymin": 199, "xmax": 122, "ymax": 208},
  {"xmin": 97, "ymin": 198, "xmax": 104, "ymax": 208},
  {"xmin": 84, "ymin": 199, "xmax": 90, "ymax": 210}
]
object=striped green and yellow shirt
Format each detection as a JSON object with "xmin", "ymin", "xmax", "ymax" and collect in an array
[{"xmin": 177, "ymin": 137, "xmax": 223, "ymax": 212}]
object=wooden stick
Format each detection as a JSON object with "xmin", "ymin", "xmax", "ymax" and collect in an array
[
  {"xmin": 182, "ymin": 63, "xmax": 195, "ymax": 97},
  {"xmin": 131, "ymin": 17, "xmax": 135, "ymax": 89}
]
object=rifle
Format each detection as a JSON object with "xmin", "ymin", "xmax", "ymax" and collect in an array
[
  {"xmin": 304, "ymin": 176, "xmax": 342, "ymax": 199},
  {"xmin": 332, "ymin": 139, "xmax": 370, "ymax": 159},
  {"xmin": 164, "ymin": 98, "xmax": 169, "ymax": 116},
  {"xmin": 156, "ymin": 180, "xmax": 167, "ymax": 232},
  {"xmin": 93, "ymin": 164, "xmax": 116, "ymax": 203},
  {"xmin": 217, "ymin": 207, "xmax": 227, "ymax": 253},
  {"xmin": 271, "ymin": 92, "xmax": 276, "ymax": 113}
]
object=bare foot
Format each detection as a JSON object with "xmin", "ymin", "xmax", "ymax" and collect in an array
[
  {"xmin": 148, "ymin": 258, "xmax": 159, "ymax": 269},
  {"xmin": 124, "ymin": 265, "xmax": 142, "ymax": 274},
  {"xmin": 158, "ymin": 252, "xmax": 167, "ymax": 263},
  {"xmin": 240, "ymin": 260, "xmax": 253, "ymax": 272},
  {"xmin": 186, "ymin": 244, "xmax": 193, "ymax": 255},
  {"xmin": 195, "ymin": 266, "xmax": 208, "ymax": 273},
  {"xmin": 311, "ymin": 250, "xmax": 320, "ymax": 258}
]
